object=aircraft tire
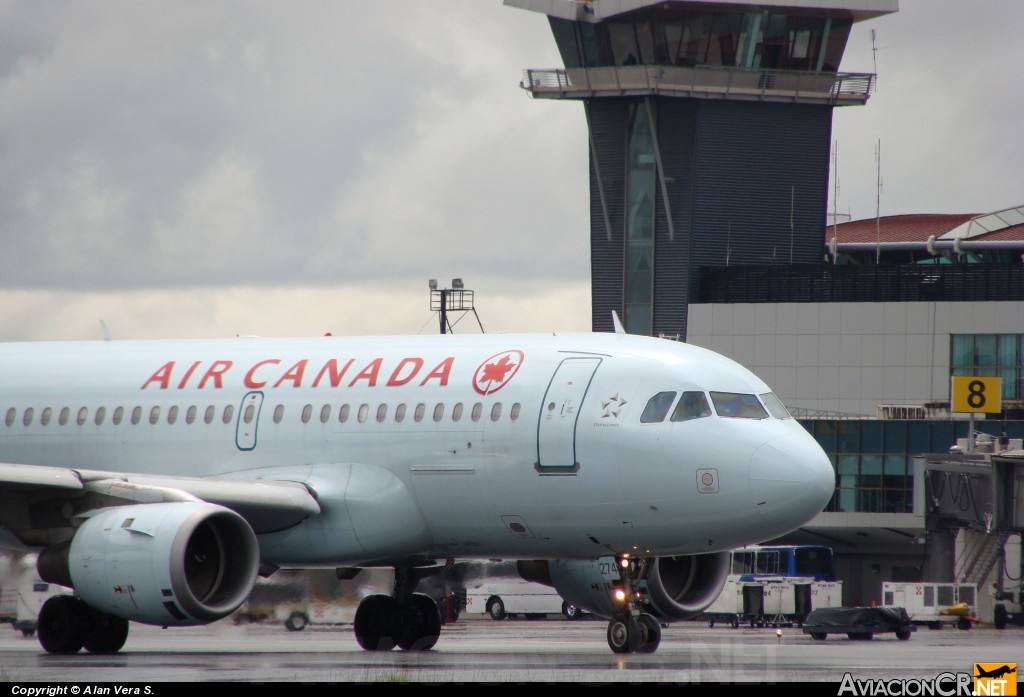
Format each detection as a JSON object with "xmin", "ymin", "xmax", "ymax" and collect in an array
[
  {"xmin": 37, "ymin": 596, "xmax": 89, "ymax": 654},
  {"xmin": 84, "ymin": 614, "xmax": 130, "ymax": 654},
  {"xmin": 606, "ymin": 614, "xmax": 641, "ymax": 654},
  {"xmin": 354, "ymin": 594, "xmax": 400, "ymax": 651},
  {"xmin": 810, "ymin": 632, "xmax": 827, "ymax": 641},
  {"xmin": 562, "ymin": 601, "xmax": 582, "ymax": 620},
  {"xmin": 397, "ymin": 594, "xmax": 440, "ymax": 651},
  {"xmin": 895, "ymin": 628, "xmax": 912, "ymax": 641},
  {"xmin": 636, "ymin": 614, "xmax": 661, "ymax": 654}
]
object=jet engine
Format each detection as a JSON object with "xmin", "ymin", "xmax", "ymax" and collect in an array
[
  {"xmin": 38, "ymin": 502, "xmax": 260, "ymax": 626},
  {"xmin": 520, "ymin": 551, "xmax": 731, "ymax": 620}
]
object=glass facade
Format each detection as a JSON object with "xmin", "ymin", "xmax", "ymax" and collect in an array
[
  {"xmin": 624, "ymin": 103, "xmax": 655, "ymax": 335},
  {"xmin": 951, "ymin": 334, "xmax": 1024, "ymax": 400},
  {"xmin": 551, "ymin": 7, "xmax": 852, "ymax": 71},
  {"xmin": 801, "ymin": 419, "xmax": 1024, "ymax": 514}
]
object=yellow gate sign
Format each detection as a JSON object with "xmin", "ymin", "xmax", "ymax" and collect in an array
[{"xmin": 951, "ymin": 376, "xmax": 1002, "ymax": 413}]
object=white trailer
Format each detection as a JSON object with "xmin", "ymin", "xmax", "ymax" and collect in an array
[{"xmin": 881, "ymin": 582, "xmax": 977, "ymax": 630}]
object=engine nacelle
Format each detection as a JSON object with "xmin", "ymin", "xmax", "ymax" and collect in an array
[
  {"xmin": 528, "ymin": 552, "xmax": 731, "ymax": 621},
  {"xmin": 38, "ymin": 502, "xmax": 260, "ymax": 626}
]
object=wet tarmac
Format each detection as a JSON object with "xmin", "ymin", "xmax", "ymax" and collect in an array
[{"xmin": 1, "ymin": 617, "xmax": 1020, "ymax": 684}]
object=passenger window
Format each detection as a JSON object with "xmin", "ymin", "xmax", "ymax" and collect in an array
[
  {"xmin": 357, "ymin": 404, "xmax": 369, "ymax": 423},
  {"xmin": 131, "ymin": 407, "xmax": 142, "ymax": 425},
  {"xmin": 301, "ymin": 404, "xmax": 312, "ymax": 424},
  {"xmin": 22, "ymin": 408, "xmax": 33, "ymax": 427},
  {"xmin": 96, "ymin": 406, "xmax": 107, "ymax": 426},
  {"xmin": 245, "ymin": 404, "xmax": 256, "ymax": 424},
  {"xmin": 377, "ymin": 404, "xmax": 388, "ymax": 423},
  {"xmin": 395, "ymin": 404, "xmax": 406, "ymax": 423},
  {"xmin": 166, "ymin": 406, "xmax": 177, "ymax": 425},
  {"xmin": 732, "ymin": 551, "xmax": 754, "ymax": 575},
  {"xmin": 4, "ymin": 408, "xmax": 13, "ymax": 427},
  {"xmin": 148, "ymin": 406, "xmax": 160, "ymax": 425},
  {"xmin": 452, "ymin": 403, "xmax": 463, "ymax": 422},
  {"xmin": 471, "ymin": 403, "xmax": 483, "ymax": 422},
  {"xmin": 670, "ymin": 391, "xmax": 711, "ymax": 422},
  {"xmin": 185, "ymin": 406, "xmax": 196, "ymax": 425},
  {"xmin": 78, "ymin": 407, "xmax": 89, "ymax": 426},
  {"xmin": 433, "ymin": 403, "xmax": 444, "ymax": 422},
  {"xmin": 710, "ymin": 392, "xmax": 768, "ymax": 419},
  {"xmin": 112, "ymin": 406, "xmax": 124, "ymax": 425},
  {"xmin": 641, "ymin": 391, "xmax": 676, "ymax": 423},
  {"xmin": 320, "ymin": 404, "xmax": 331, "ymax": 424},
  {"xmin": 222, "ymin": 405, "xmax": 234, "ymax": 424},
  {"xmin": 756, "ymin": 550, "xmax": 780, "ymax": 575},
  {"xmin": 339, "ymin": 404, "xmax": 350, "ymax": 423},
  {"xmin": 490, "ymin": 403, "xmax": 502, "ymax": 422},
  {"xmin": 510, "ymin": 402, "xmax": 521, "ymax": 421},
  {"xmin": 759, "ymin": 392, "xmax": 792, "ymax": 419},
  {"xmin": 414, "ymin": 403, "xmax": 425, "ymax": 422},
  {"xmin": 204, "ymin": 405, "xmax": 215, "ymax": 424},
  {"xmin": 273, "ymin": 404, "xmax": 284, "ymax": 424},
  {"xmin": 41, "ymin": 407, "xmax": 53, "ymax": 426}
]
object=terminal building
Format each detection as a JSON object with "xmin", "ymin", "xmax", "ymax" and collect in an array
[{"xmin": 508, "ymin": 0, "xmax": 1024, "ymax": 616}]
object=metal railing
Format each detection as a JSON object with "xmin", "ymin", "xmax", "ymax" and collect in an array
[{"xmin": 520, "ymin": 66, "xmax": 874, "ymax": 106}]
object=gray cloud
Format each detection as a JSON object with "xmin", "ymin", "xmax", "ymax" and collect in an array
[{"xmin": 0, "ymin": 1, "xmax": 1019, "ymax": 340}]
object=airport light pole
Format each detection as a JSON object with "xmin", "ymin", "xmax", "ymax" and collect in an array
[{"xmin": 429, "ymin": 278, "xmax": 484, "ymax": 334}]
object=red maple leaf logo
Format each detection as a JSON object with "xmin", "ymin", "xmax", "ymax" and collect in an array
[
  {"xmin": 473, "ymin": 350, "xmax": 524, "ymax": 395},
  {"xmin": 481, "ymin": 355, "xmax": 516, "ymax": 384}
]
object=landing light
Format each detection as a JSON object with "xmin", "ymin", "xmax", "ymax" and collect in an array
[{"xmin": 614, "ymin": 589, "xmax": 627, "ymax": 603}]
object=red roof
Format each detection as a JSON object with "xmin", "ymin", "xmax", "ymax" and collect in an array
[
  {"xmin": 826, "ymin": 214, "xmax": 976, "ymax": 244},
  {"xmin": 972, "ymin": 224, "xmax": 1024, "ymax": 242}
]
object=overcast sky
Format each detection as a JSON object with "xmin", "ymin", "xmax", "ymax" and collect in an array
[{"xmin": 1, "ymin": 1, "xmax": 1021, "ymax": 342}]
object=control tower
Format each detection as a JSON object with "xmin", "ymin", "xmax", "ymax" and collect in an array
[{"xmin": 507, "ymin": 0, "xmax": 897, "ymax": 337}]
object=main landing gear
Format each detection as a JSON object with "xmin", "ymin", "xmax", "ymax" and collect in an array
[
  {"xmin": 37, "ymin": 595, "xmax": 130, "ymax": 654},
  {"xmin": 353, "ymin": 567, "xmax": 441, "ymax": 652},
  {"xmin": 606, "ymin": 556, "xmax": 662, "ymax": 655}
]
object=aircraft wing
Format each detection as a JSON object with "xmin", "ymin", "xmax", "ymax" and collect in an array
[{"xmin": 0, "ymin": 461, "xmax": 321, "ymax": 540}]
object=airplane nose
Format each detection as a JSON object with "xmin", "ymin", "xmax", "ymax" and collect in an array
[{"xmin": 749, "ymin": 430, "xmax": 834, "ymax": 535}]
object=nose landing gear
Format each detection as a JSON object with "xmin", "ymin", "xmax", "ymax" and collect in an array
[{"xmin": 606, "ymin": 556, "xmax": 662, "ymax": 654}]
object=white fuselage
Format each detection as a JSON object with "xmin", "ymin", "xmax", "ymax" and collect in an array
[{"xmin": 0, "ymin": 332, "xmax": 835, "ymax": 566}]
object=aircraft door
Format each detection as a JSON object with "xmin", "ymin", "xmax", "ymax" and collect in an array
[
  {"xmin": 236, "ymin": 391, "xmax": 264, "ymax": 451},
  {"xmin": 536, "ymin": 357, "xmax": 602, "ymax": 472}
]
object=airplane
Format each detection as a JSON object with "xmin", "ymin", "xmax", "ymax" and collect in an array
[
  {"xmin": 0, "ymin": 330, "xmax": 835, "ymax": 655},
  {"xmin": 975, "ymin": 665, "xmax": 1017, "ymax": 680}
]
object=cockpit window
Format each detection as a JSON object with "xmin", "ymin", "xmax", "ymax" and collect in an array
[
  {"xmin": 640, "ymin": 391, "xmax": 677, "ymax": 423},
  {"xmin": 710, "ymin": 392, "xmax": 768, "ymax": 419},
  {"xmin": 759, "ymin": 392, "xmax": 792, "ymax": 419},
  {"xmin": 670, "ymin": 391, "xmax": 712, "ymax": 422}
]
